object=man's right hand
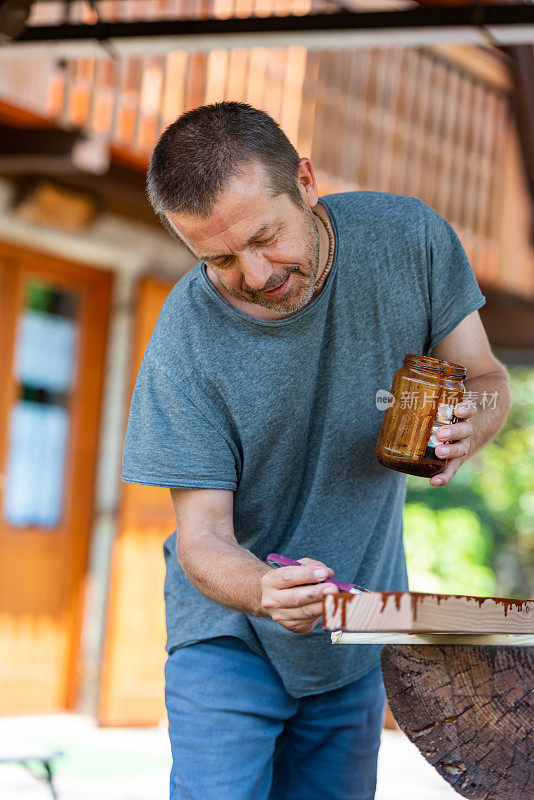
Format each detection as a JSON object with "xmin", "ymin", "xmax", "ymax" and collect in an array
[
  {"xmin": 170, "ymin": 487, "xmax": 340, "ymax": 626},
  {"xmin": 260, "ymin": 557, "xmax": 339, "ymax": 633}
]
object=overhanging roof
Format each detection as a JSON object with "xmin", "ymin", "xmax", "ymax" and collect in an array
[{"xmin": 1, "ymin": 4, "xmax": 534, "ymax": 58}]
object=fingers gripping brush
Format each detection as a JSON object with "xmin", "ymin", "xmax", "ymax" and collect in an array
[{"xmin": 266, "ymin": 554, "xmax": 369, "ymax": 594}]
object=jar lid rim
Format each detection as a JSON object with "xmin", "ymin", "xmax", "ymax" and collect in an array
[{"xmin": 403, "ymin": 353, "xmax": 466, "ymax": 376}]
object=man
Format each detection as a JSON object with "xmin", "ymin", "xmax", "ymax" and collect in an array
[{"xmin": 122, "ymin": 101, "xmax": 511, "ymax": 799}]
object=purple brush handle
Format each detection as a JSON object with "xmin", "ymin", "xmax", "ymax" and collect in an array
[{"xmin": 266, "ymin": 553, "xmax": 368, "ymax": 593}]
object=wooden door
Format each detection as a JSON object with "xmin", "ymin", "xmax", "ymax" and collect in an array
[
  {"xmin": 98, "ymin": 276, "xmax": 176, "ymax": 726},
  {"xmin": 0, "ymin": 241, "xmax": 112, "ymax": 713}
]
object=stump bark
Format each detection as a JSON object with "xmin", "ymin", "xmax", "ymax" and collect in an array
[{"xmin": 380, "ymin": 644, "xmax": 534, "ymax": 800}]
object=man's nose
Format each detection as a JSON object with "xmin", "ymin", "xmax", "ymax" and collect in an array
[{"xmin": 239, "ymin": 250, "xmax": 274, "ymax": 292}]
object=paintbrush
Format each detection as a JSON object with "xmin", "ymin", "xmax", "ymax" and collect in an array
[{"xmin": 266, "ymin": 554, "xmax": 369, "ymax": 594}]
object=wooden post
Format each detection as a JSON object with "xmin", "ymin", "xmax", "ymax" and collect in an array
[{"xmin": 381, "ymin": 644, "xmax": 534, "ymax": 800}]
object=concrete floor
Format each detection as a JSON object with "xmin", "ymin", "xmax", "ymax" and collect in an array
[{"xmin": 0, "ymin": 714, "xmax": 457, "ymax": 800}]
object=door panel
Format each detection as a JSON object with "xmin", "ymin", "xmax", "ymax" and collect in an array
[
  {"xmin": 0, "ymin": 241, "xmax": 112, "ymax": 713},
  {"xmin": 99, "ymin": 277, "xmax": 176, "ymax": 726}
]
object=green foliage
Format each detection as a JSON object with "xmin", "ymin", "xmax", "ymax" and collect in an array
[
  {"xmin": 404, "ymin": 504, "xmax": 495, "ymax": 595},
  {"xmin": 404, "ymin": 367, "xmax": 534, "ymax": 598}
]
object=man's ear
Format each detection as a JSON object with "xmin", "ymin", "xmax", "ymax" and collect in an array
[{"xmin": 296, "ymin": 158, "xmax": 319, "ymax": 208}]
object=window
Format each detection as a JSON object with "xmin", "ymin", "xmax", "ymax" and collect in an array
[{"xmin": 3, "ymin": 282, "xmax": 78, "ymax": 528}]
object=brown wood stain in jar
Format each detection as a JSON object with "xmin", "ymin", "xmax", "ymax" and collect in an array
[{"xmin": 376, "ymin": 354, "xmax": 467, "ymax": 478}]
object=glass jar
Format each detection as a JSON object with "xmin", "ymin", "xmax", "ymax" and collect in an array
[{"xmin": 376, "ymin": 354, "xmax": 467, "ymax": 478}]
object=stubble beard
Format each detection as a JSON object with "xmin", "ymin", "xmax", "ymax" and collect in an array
[{"xmin": 244, "ymin": 209, "xmax": 321, "ymax": 315}]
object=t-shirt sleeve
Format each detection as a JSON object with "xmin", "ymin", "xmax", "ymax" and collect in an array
[
  {"xmin": 121, "ymin": 354, "xmax": 237, "ymax": 490},
  {"xmin": 422, "ymin": 202, "xmax": 486, "ymax": 355}
]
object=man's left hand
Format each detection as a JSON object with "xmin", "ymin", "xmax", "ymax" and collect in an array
[{"xmin": 430, "ymin": 402, "xmax": 477, "ymax": 488}]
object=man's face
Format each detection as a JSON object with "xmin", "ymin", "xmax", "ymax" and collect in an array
[{"xmin": 164, "ymin": 160, "xmax": 321, "ymax": 316}]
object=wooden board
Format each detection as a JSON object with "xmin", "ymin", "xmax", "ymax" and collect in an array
[
  {"xmin": 322, "ymin": 591, "xmax": 534, "ymax": 634},
  {"xmin": 331, "ymin": 631, "xmax": 534, "ymax": 646}
]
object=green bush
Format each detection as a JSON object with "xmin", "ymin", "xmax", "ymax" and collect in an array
[{"xmin": 404, "ymin": 503, "xmax": 495, "ymax": 595}]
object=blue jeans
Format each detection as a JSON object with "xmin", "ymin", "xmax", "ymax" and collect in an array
[{"xmin": 164, "ymin": 636, "xmax": 386, "ymax": 800}]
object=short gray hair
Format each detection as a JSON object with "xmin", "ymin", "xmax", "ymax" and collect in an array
[{"xmin": 146, "ymin": 101, "xmax": 305, "ymax": 234}]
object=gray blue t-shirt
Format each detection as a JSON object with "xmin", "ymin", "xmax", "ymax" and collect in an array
[{"xmin": 122, "ymin": 191, "xmax": 486, "ymax": 697}]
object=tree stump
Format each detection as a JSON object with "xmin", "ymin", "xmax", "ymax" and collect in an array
[{"xmin": 380, "ymin": 644, "xmax": 534, "ymax": 800}]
